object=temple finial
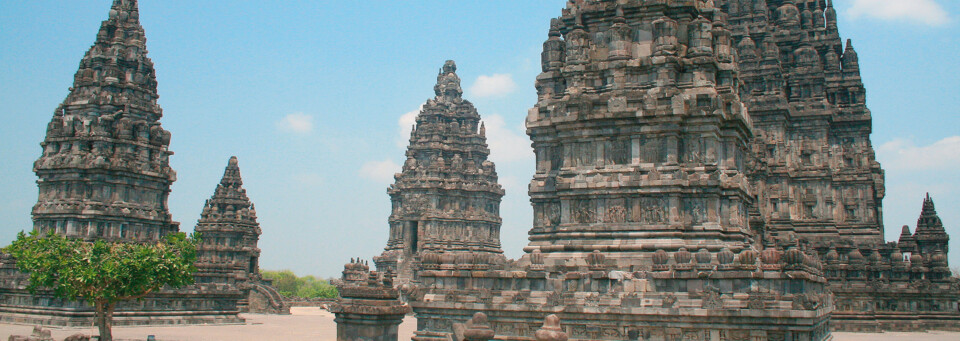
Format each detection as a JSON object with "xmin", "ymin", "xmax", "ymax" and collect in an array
[{"xmin": 433, "ymin": 60, "xmax": 463, "ymax": 100}]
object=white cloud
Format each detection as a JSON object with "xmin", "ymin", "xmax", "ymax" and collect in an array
[
  {"xmin": 276, "ymin": 113, "xmax": 314, "ymax": 134},
  {"xmin": 483, "ymin": 114, "xmax": 533, "ymax": 164},
  {"xmin": 846, "ymin": 0, "xmax": 950, "ymax": 26},
  {"xmin": 359, "ymin": 159, "xmax": 401, "ymax": 184},
  {"xmin": 876, "ymin": 136, "xmax": 960, "ymax": 171},
  {"xmin": 396, "ymin": 106, "xmax": 421, "ymax": 148},
  {"xmin": 468, "ymin": 74, "xmax": 518, "ymax": 98}
]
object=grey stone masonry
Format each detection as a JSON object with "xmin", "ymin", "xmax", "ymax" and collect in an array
[
  {"xmin": 0, "ymin": 0, "xmax": 245, "ymax": 327},
  {"xmin": 724, "ymin": 0, "xmax": 884, "ymax": 244},
  {"xmin": 720, "ymin": 0, "xmax": 960, "ymax": 331},
  {"xmin": 331, "ymin": 260, "xmax": 410, "ymax": 341},
  {"xmin": 31, "ymin": 0, "xmax": 178, "ymax": 243},
  {"xmin": 194, "ymin": 157, "xmax": 289, "ymax": 314},
  {"xmin": 404, "ymin": 1, "xmax": 833, "ymax": 340},
  {"xmin": 526, "ymin": 0, "xmax": 754, "ymax": 265},
  {"xmin": 374, "ymin": 61, "xmax": 506, "ymax": 284}
]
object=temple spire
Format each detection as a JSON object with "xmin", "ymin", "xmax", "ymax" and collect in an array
[
  {"xmin": 67, "ymin": 0, "xmax": 157, "ymax": 112},
  {"xmin": 201, "ymin": 156, "xmax": 254, "ymax": 221},
  {"xmin": 193, "ymin": 156, "xmax": 284, "ymax": 313},
  {"xmin": 221, "ymin": 156, "xmax": 244, "ymax": 187},
  {"xmin": 376, "ymin": 61, "xmax": 504, "ymax": 284},
  {"xmin": 434, "ymin": 60, "xmax": 463, "ymax": 101},
  {"xmin": 916, "ymin": 193, "xmax": 944, "ymax": 233},
  {"xmin": 31, "ymin": 0, "xmax": 176, "ymax": 242}
]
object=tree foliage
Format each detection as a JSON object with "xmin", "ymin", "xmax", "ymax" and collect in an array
[
  {"xmin": 261, "ymin": 269, "xmax": 338, "ymax": 299},
  {"xmin": 3, "ymin": 231, "xmax": 200, "ymax": 341}
]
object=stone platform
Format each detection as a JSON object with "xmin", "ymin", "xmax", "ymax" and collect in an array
[{"xmin": 0, "ymin": 308, "xmax": 955, "ymax": 341}]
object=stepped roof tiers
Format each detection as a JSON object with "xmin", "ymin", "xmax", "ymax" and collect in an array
[
  {"xmin": 723, "ymin": 0, "xmax": 884, "ymax": 244},
  {"xmin": 195, "ymin": 157, "xmax": 263, "ymax": 286},
  {"xmin": 525, "ymin": 1, "xmax": 754, "ymax": 264},
  {"xmin": 827, "ymin": 194, "xmax": 958, "ymax": 331},
  {"xmin": 404, "ymin": 2, "xmax": 832, "ymax": 340},
  {"xmin": 194, "ymin": 157, "xmax": 288, "ymax": 314},
  {"xmin": 374, "ymin": 60, "xmax": 505, "ymax": 284},
  {"xmin": 31, "ymin": 0, "xmax": 178, "ymax": 243},
  {"xmin": 720, "ymin": 0, "xmax": 960, "ymax": 331},
  {"xmin": 0, "ymin": 0, "xmax": 244, "ymax": 327}
]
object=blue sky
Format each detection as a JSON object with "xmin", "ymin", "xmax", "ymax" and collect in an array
[{"xmin": 0, "ymin": 0, "xmax": 958, "ymax": 278}]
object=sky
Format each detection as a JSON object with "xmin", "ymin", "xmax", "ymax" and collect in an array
[{"xmin": 0, "ymin": 0, "xmax": 958, "ymax": 278}]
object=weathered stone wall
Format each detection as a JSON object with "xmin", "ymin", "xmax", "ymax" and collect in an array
[
  {"xmin": 719, "ymin": 0, "xmax": 960, "ymax": 330},
  {"xmin": 331, "ymin": 261, "xmax": 409, "ymax": 341}
]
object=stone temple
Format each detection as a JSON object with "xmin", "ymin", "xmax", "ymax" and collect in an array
[
  {"xmin": 0, "ymin": 0, "xmax": 957, "ymax": 338},
  {"xmin": 194, "ymin": 157, "xmax": 288, "ymax": 315},
  {"xmin": 0, "ymin": 0, "xmax": 283, "ymax": 325},
  {"xmin": 722, "ymin": 0, "xmax": 959, "ymax": 332},
  {"xmin": 334, "ymin": 0, "xmax": 960, "ymax": 340},
  {"xmin": 374, "ymin": 60, "xmax": 507, "ymax": 284}
]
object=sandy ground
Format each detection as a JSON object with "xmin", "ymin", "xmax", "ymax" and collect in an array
[
  {"xmin": 0, "ymin": 307, "xmax": 414, "ymax": 340},
  {"xmin": 831, "ymin": 331, "xmax": 960, "ymax": 341},
  {"xmin": 1, "ymin": 308, "xmax": 958, "ymax": 340}
]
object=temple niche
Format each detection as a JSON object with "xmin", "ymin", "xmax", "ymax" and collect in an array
[{"xmin": 373, "ymin": 60, "xmax": 506, "ymax": 284}]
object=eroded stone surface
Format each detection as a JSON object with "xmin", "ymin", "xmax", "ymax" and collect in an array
[
  {"xmin": 351, "ymin": 1, "xmax": 959, "ymax": 340},
  {"xmin": 194, "ymin": 157, "xmax": 289, "ymax": 315},
  {"xmin": 391, "ymin": 1, "xmax": 832, "ymax": 340},
  {"xmin": 720, "ymin": 0, "xmax": 959, "ymax": 331},
  {"xmin": 373, "ymin": 60, "xmax": 506, "ymax": 284},
  {"xmin": 330, "ymin": 260, "xmax": 409, "ymax": 341}
]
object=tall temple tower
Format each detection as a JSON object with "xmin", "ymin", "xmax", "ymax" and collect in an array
[
  {"xmin": 405, "ymin": 2, "xmax": 831, "ymax": 340},
  {"xmin": 194, "ymin": 157, "xmax": 288, "ymax": 314},
  {"xmin": 375, "ymin": 61, "xmax": 505, "ymax": 283},
  {"xmin": 1, "ymin": 0, "xmax": 247, "ymax": 326},
  {"xmin": 722, "ymin": 1, "xmax": 959, "ymax": 331},
  {"xmin": 526, "ymin": 0, "xmax": 754, "ymax": 264},
  {"xmin": 31, "ymin": 0, "xmax": 178, "ymax": 242},
  {"xmin": 723, "ymin": 0, "xmax": 885, "ymax": 244},
  {"xmin": 910, "ymin": 193, "xmax": 949, "ymax": 257},
  {"xmin": 195, "ymin": 157, "xmax": 263, "ymax": 286}
]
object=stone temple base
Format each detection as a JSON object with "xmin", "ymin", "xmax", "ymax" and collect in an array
[
  {"xmin": 0, "ymin": 287, "xmax": 244, "ymax": 327},
  {"xmin": 414, "ymin": 304, "xmax": 829, "ymax": 341},
  {"xmin": 408, "ymin": 250, "xmax": 833, "ymax": 341},
  {"xmin": 832, "ymin": 312, "xmax": 960, "ymax": 333}
]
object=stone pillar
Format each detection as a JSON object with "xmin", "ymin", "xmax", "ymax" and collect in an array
[{"xmin": 330, "ymin": 261, "xmax": 410, "ymax": 341}]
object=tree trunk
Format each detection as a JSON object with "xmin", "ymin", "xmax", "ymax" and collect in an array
[{"xmin": 95, "ymin": 301, "xmax": 114, "ymax": 341}]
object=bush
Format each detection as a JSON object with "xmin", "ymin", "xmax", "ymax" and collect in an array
[{"xmin": 261, "ymin": 270, "xmax": 338, "ymax": 299}]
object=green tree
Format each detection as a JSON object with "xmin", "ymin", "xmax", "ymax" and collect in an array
[
  {"xmin": 261, "ymin": 270, "xmax": 338, "ymax": 299},
  {"xmin": 261, "ymin": 269, "xmax": 299, "ymax": 297},
  {"xmin": 4, "ymin": 231, "xmax": 199, "ymax": 341}
]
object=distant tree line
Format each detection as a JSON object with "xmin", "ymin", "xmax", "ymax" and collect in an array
[{"xmin": 261, "ymin": 270, "xmax": 338, "ymax": 299}]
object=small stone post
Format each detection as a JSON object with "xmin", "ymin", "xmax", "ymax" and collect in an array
[
  {"xmin": 535, "ymin": 314, "xmax": 568, "ymax": 341},
  {"xmin": 463, "ymin": 312, "xmax": 496, "ymax": 341},
  {"xmin": 330, "ymin": 259, "xmax": 410, "ymax": 341}
]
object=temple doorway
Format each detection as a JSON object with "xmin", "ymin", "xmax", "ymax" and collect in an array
[{"xmin": 405, "ymin": 221, "xmax": 419, "ymax": 254}]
